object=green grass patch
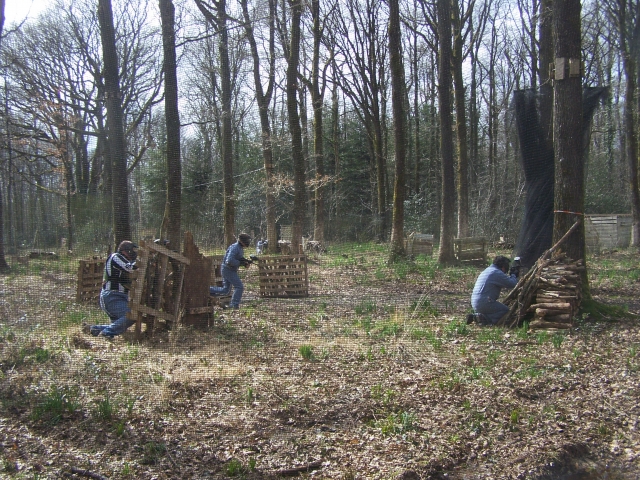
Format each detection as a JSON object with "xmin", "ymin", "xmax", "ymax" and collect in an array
[
  {"xmin": 444, "ymin": 319, "xmax": 470, "ymax": 338},
  {"xmin": 372, "ymin": 320, "xmax": 401, "ymax": 338},
  {"xmin": 31, "ymin": 385, "xmax": 81, "ymax": 424},
  {"xmin": 299, "ymin": 344, "xmax": 314, "ymax": 360},
  {"xmin": 373, "ymin": 410, "xmax": 416, "ymax": 436}
]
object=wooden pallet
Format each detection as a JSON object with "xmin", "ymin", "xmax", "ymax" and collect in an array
[
  {"xmin": 76, "ymin": 258, "xmax": 105, "ymax": 303},
  {"xmin": 128, "ymin": 241, "xmax": 190, "ymax": 338},
  {"xmin": 182, "ymin": 232, "xmax": 214, "ymax": 326},
  {"xmin": 454, "ymin": 237, "xmax": 487, "ymax": 265},
  {"xmin": 257, "ymin": 255, "xmax": 308, "ymax": 298},
  {"xmin": 406, "ymin": 233, "xmax": 434, "ymax": 256}
]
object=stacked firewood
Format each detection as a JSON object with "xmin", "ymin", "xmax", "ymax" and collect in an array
[
  {"xmin": 497, "ymin": 220, "xmax": 586, "ymax": 330},
  {"xmin": 500, "ymin": 253, "xmax": 584, "ymax": 330},
  {"xmin": 527, "ymin": 257, "xmax": 583, "ymax": 329}
]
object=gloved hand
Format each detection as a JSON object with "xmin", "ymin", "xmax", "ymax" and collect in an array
[{"xmin": 239, "ymin": 257, "xmax": 251, "ymax": 268}]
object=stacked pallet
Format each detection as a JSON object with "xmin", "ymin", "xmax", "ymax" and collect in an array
[
  {"xmin": 257, "ymin": 255, "xmax": 309, "ymax": 298},
  {"xmin": 76, "ymin": 258, "xmax": 105, "ymax": 303},
  {"xmin": 406, "ymin": 233, "xmax": 434, "ymax": 256},
  {"xmin": 453, "ymin": 237, "xmax": 487, "ymax": 265}
]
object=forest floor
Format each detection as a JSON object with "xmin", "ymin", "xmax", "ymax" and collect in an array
[{"xmin": 0, "ymin": 244, "xmax": 639, "ymax": 479}]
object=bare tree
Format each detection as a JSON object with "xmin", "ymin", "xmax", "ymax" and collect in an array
[
  {"xmin": 437, "ymin": 0, "xmax": 456, "ymax": 264},
  {"xmin": 285, "ymin": 0, "xmax": 306, "ymax": 254},
  {"xmin": 330, "ymin": 0, "xmax": 389, "ymax": 240},
  {"xmin": 307, "ymin": 0, "xmax": 332, "ymax": 245},
  {"xmin": 452, "ymin": 0, "xmax": 472, "ymax": 238},
  {"xmin": 607, "ymin": 0, "xmax": 640, "ymax": 246},
  {"xmin": 552, "ymin": 0, "xmax": 586, "ymax": 266},
  {"xmin": 0, "ymin": 0, "xmax": 9, "ymax": 270},
  {"xmin": 195, "ymin": 0, "xmax": 236, "ymax": 246},
  {"xmin": 159, "ymin": 0, "xmax": 181, "ymax": 248},
  {"xmin": 241, "ymin": 0, "xmax": 277, "ymax": 252},
  {"xmin": 388, "ymin": 0, "xmax": 406, "ymax": 261},
  {"xmin": 99, "ymin": 0, "xmax": 131, "ymax": 245}
]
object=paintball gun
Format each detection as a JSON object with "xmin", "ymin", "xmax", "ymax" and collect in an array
[
  {"xmin": 240, "ymin": 255, "xmax": 259, "ymax": 268},
  {"xmin": 509, "ymin": 256, "xmax": 522, "ymax": 278}
]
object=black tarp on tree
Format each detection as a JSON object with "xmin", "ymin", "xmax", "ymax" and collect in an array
[{"xmin": 513, "ymin": 87, "xmax": 608, "ymax": 268}]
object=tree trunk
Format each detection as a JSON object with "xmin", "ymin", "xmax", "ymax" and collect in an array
[
  {"xmin": 287, "ymin": 0, "xmax": 306, "ymax": 254},
  {"xmin": 552, "ymin": 0, "xmax": 586, "ymax": 275},
  {"xmin": 388, "ymin": 0, "xmax": 406, "ymax": 261},
  {"xmin": 539, "ymin": 0, "xmax": 553, "ymax": 151},
  {"xmin": 218, "ymin": 0, "xmax": 235, "ymax": 246},
  {"xmin": 98, "ymin": 0, "xmax": 131, "ymax": 246},
  {"xmin": 452, "ymin": 2, "xmax": 469, "ymax": 238},
  {"xmin": 159, "ymin": 0, "xmax": 182, "ymax": 249},
  {"xmin": 241, "ymin": 0, "xmax": 277, "ymax": 252},
  {"xmin": 614, "ymin": 0, "xmax": 640, "ymax": 247},
  {"xmin": 437, "ymin": 0, "xmax": 456, "ymax": 264},
  {"xmin": 311, "ymin": 0, "xmax": 325, "ymax": 245}
]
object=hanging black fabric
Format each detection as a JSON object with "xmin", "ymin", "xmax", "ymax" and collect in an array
[{"xmin": 513, "ymin": 87, "xmax": 608, "ymax": 267}]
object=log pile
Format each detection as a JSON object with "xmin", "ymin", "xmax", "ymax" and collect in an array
[
  {"xmin": 500, "ymin": 253, "xmax": 583, "ymax": 330},
  {"xmin": 498, "ymin": 220, "xmax": 584, "ymax": 330},
  {"xmin": 528, "ymin": 256, "xmax": 583, "ymax": 330}
]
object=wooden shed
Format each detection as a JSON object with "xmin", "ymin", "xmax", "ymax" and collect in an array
[{"xmin": 585, "ymin": 214, "xmax": 632, "ymax": 251}]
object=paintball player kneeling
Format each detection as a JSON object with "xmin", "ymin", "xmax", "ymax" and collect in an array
[
  {"xmin": 467, "ymin": 255, "xmax": 520, "ymax": 326},
  {"xmin": 83, "ymin": 240, "xmax": 138, "ymax": 338}
]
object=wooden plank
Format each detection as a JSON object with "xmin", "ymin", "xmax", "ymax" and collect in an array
[
  {"xmin": 129, "ymin": 247, "xmax": 148, "ymax": 338},
  {"xmin": 129, "ymin": 303, "xmax": 176, "ymax": 322},
  {"xmin": 146, "ymin": 241, "xmax": 191, "ymax": 265},
  {"xmin": 188, "ymin": 306, "xmax": 213, "ymax": 314}
]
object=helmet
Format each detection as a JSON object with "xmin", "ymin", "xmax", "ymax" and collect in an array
[
  {"xmin": 118, "ymin": 240, "xmax": 138, "ymax": 253},
  {"xmin": 238, "ymin": 233, "xmax": 252, "ymax": 247},
  {"xmin": 118, "ymin": 240, "xmax": 138, "ymax": 261}
]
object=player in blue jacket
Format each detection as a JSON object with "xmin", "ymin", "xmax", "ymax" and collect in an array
[
  {"xmin": 467, "ymin": 255, "xmax": 519, "ymax": 326},
  {"xmin": 210, "ymin": 233, "xmax": 253, "ymax": 309}
]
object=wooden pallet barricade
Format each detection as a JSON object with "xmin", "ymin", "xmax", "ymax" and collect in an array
[
  {"xmin": 182, "ymin": 232, "xmax": 214, "ymax": 326},
  {"xmin": 76, "ymin": 258, "xmax": 105, "ymax": 303},
  {"xmin": 454, "ymin": 237, "xmax": 487, "ymax": 265},
  {"xmin": 128, "ymin": 241, "xmax": 190, "ymax": 338},
  {"xmin": 406, "ymin": 233, "xmax": 434, "ymax": 256},
  {"xmin": 257, "ymin": 255, "xmax": 309, "ymax": 298}
]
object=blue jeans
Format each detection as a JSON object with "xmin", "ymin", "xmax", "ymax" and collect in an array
[
  {"xmin": 209, "ymin": 264, "xmax": 244, "ymax": 308},
  {"xmin": 92, "ymin": 290, "xmax": 133, "ymax": 337},
  {"xmin": 471, "ymin": 296, "xmax": 509, "ymax": 325}
]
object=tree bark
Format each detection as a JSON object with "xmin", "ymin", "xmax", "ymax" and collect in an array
[
  {"xmin": 241, "ymin": 0, "xmax": 277, "ymax": 252},
  {"xmin": 452, "ymin": 2, "xmax": 469, "ymax": 238},
  {"xmin": 388, "ymin": 0, "xmax": 406, "ymax": 261},
  {"xmin": 287, "ymin": 0, "xmax": 306, "ymax": 254},
  {"xmin": 552, "ymin": 0, "xmax": 586, "ymax": 277},
  {"xmin": 159, "ymin": 0, "xmax": 182, "ymax": 249},
  {"xmin": 437, "ymin": 0, "xmax": 456, "ymax": 264},
  {"xmin": 98, "ymin": 0, "xmax": 131, "ymax": 247}
]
